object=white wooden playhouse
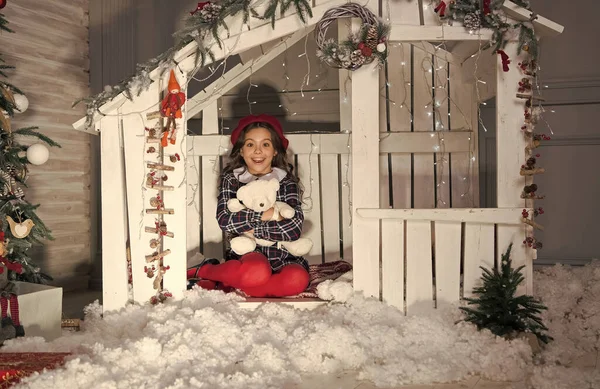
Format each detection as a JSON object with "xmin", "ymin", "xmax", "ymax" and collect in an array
[{"xmin": 72, "ymin": 0, "xmax": 563, "ymax": 314}]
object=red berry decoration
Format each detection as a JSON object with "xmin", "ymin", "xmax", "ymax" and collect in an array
[
  {"xmin": 361, "ymin": 45, "xmax": 373, "ymax": 57},
  {"xmin": 0, "ymin": 0, "xmax": 7, "ymax": 9}
]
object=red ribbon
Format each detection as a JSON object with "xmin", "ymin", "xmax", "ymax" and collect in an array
[
  {"xmin": 483, "ymin": 0, "xmax": 491, "ymax": 15},
  {"xmin": 190, "ymin": 2, "xmax": 210, "ymax": 15},
  {"xmin": 497, "ymin": 50, "xmax": 511, "ymax": 72},
  {"xmin": 434, "ymin": 1, "xmax": 447, "ymax": 17},
  {"xmin": 0, "ymin": 257, "xmax": 23, "ymax": 274}
]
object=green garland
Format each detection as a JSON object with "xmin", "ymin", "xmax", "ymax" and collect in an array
[
  {"xmin": 437, "ymin": 0, "xmax": 539, "ymax": 62},
  {"xmin": 73, "ymin": 0, "xmax": 313, "ymax": 130}
]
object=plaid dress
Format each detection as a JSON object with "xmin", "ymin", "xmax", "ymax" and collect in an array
[{"xmin": 216, "ymin": 172, "xmax": 309, "ymax": 272}]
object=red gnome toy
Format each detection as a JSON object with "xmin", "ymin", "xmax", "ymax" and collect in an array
[{"xmin": 160, "ymin": 70, "xmax": 186, "ymax": 147}]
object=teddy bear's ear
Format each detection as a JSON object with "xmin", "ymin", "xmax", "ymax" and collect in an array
[{"xmin": 268, "ymin": 178, "xmax": 279, "ymax": 191}]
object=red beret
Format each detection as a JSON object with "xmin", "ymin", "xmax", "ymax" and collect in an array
[{"xmin": 230, "ymin": 114, "xmax": 289, "ymax": 150}]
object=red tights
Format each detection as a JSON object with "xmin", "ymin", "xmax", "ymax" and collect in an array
[{"xmin": 191, "ymin": 252, "xmax": 309, "ymax": 297}]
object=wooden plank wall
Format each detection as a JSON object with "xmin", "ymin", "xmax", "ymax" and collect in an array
[{"xmin": 0, "ymin": 0, "xmax": 91, "ymax": 291}]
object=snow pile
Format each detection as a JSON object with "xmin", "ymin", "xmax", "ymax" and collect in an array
[
  {"xmin": 528, "ymin": 260, "xmax": 600, "ymax": 389},
  {"xmin": 4, "ymin": 260, "xmax": 600, "ymax": 388},
  {"xmin": 316, "ymin": 271, "xmax": 353, "ymax": 302},
  {"xmin": 3, "ymin": 288, "xmax": 532, "ymax": 388}
]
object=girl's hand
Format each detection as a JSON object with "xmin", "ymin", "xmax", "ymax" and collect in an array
[
  {"xmin": 261, "ymin": 208, "xmax": 275, "ymax": 221},
  {"xmin": 261, "ymin": 207, "xmax": 283, "ymax": 221}
]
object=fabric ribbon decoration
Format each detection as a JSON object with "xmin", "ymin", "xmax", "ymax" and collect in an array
[
  {"xmin": 497, "ymin": 50, "xmax": 511, "ymax": 72},
  {"xmin": 190, "ymin": 2, "xmax": 210, "ymax": 15},
  {"xmin": 483, "ymin": 0, "xmax": 491, "ymax": 15},
  {"xmin": 0, "ymin": 257, "xmax": 22, "ymax": 274},
  {"xmin": 434, "ymin": 1, "xmax": 447, "ymax": 17}
]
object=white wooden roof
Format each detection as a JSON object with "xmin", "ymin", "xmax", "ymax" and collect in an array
[{"xmin": 72, "ymin": 0, "xmax": 563, "ymax": 133}]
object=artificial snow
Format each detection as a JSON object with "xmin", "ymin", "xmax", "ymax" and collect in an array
[
  {"xmin": 3, "ymin": 261, "xmax": 600, "ymax": 389},
  {"xmin": 316, "ymin": 271, "xmax": 354, "ymax": 302}
]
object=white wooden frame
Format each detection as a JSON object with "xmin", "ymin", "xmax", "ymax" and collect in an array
[{"xmin": 74, "ymin": 0, "xmax": 563, "ymax": 314}]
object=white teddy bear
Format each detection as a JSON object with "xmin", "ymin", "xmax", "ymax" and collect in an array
[{"xmin": 227, "ymin": 178, "xmax": 313, "ymax": 257}]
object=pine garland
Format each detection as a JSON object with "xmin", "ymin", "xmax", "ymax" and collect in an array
[
  {"xmin": 74, "ymin": 0, "xmax": 314, "ymax": 130},
  {"xmin": 264, "ymin": 0, "xmax": 313, "ymax": 27},
  {"xmin": 0, "ymin": 12, "xmax": 60, "ymax": 283},
  {"xmin": 437, "ymin": 0, "xmax": 539, "ymax": 63},
  {"xmin": 460, "ymin": 244, "xmax": 552, "ymax": 344}
]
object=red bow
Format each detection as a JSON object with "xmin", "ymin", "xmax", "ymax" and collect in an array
[
  {"xmin": 0, "ymin": 257, "xmax": 23, "ymax": 274},
  {"xmin": 497, "ymin": 50, "xmax": 510, "ymax": 72},
  {"xmin": 434, "ymin": 1, "xmax": 447, "ymax": 17},
  {"xmin": 190, "ymin": 2, "xmax": 210, "ymax": 15},
  {"xmin": 483, "ymin": 0, "xmax": 491, "ymax": 15}
]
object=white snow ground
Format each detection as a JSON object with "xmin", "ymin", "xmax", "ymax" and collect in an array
[{"xmin": 2, "ymin": 261, "xmax": 600, "ymax": 389}]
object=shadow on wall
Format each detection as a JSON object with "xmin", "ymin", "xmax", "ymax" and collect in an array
[{"xmin": 188, "ymin": 83, "xmax": 341, "ymax": 135}]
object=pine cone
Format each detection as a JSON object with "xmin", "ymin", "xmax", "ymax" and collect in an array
[
  {"xmin": 365, "ymin": 26, "xmax": 378, "ymax": 50},
  {"xmin": 6, "ymin": 163, "xmax": 27, "ymax": 183},
  {"xmin": 0, "ymin": 170, "xmax": 11, "ymax": 197},
  {"xmin": 350, "ymin": 50, "xmax": 366, "ymax": 68},
  {"xmin": 463, "ymin": 12, "xmax": 481, "ymax": 31},
  {"xmin": 200, "ymin": 3, "xmax": 222, "ymax": 23},
  {"xmin": 13, "ymin": 186, "xmax": 24, "ymax": 199},
  {"xmin": 0, "ymin": 170, "xmax": 23, "ymax": 198}
]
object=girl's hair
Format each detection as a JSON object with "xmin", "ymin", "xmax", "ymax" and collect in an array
[{"xmin": 221, "ymin": 122, "xmax": 303, "ymax": 197}]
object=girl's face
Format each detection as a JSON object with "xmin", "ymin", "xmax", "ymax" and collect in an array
[{"xmin": 240, "ymin": 127, "xmax": 278, "ymax": 176}]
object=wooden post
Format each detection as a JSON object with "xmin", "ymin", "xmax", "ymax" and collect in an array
[
  {"xmin": 496, "ymin": 40, "xmax": 533, "ymax": 295},
  {"xmin": 352, "ymin": 60, "xmax": 381, "ymax": 298},
  {"xmin": 99, "ymin": 114, "xmax": 130, "ymax": 313},
  {"xmin": 338, "ymin": 18, "xmax": 353, "ymax": 263},
  {"xmin": 200, "ymin": 102, "xmax": 224, "ymax": 260},
  {"xmin": 122, "ymin": 82, "xmax": 162, "ymax": 303}
]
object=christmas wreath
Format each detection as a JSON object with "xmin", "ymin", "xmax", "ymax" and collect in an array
[{"xmin": 315, "ymin": 3, "xmax": 390, "ymax": 71}]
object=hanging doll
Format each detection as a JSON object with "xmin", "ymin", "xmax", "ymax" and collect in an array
[
  {"xmin": 160, "ymin": 70, "xmax": 186, "ymax": 147},
  {"xmin": 0, "ymin": 231, "xmax": 24, "ymax": 340}
]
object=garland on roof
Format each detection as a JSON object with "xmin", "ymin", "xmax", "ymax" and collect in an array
[
  {"xmin": 73, "ymin": 0, "xmax": 313, "ymax": 129},
  {"xmin": 434, "ymin": 0, "xmax": 538, "ymax": 63}
]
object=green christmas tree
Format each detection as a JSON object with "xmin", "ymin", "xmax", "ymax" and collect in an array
[
  {"xmin": 460, "ymin": 243, "xmax": 552, "ymax": 344},
  {"xmin": 0, "ymin": 11, "xmax": 60, "ymax": 283}
]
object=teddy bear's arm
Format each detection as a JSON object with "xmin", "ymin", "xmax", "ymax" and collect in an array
[
  {"xmin": 253, "ymin": 181, "xmax": 304, "ymax": 242},
  {"xmin": 275, "ymin": 201, "xmax": 295, "ymax": 219},
  {"xmin": 217, "ymin": 176, "xmax": 262, "ymax": 234},
  {"xmin": 227, "ymin": 198, "xmax": 246, "ymax": 213}
]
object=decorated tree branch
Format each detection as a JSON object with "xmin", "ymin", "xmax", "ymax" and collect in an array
[
  {"xmin": 434, "ymin": 0, "xmax": 539, "ymax": 62},
  {"xmin": 460, "ymin": 244, "xmax": 552, "ymax": 344},
  {"xmin": 0, "ymin": 10, "xmax": 60, "ymax": 283},
  {"xmin": 74, "ymin": 0, "xmax": 316, "ymax": 129}
]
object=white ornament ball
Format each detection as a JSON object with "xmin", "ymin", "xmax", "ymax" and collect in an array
[
  {"xmin": 27, "ymin": 143, "xmax": 50, "ymax": 165},
  {"xmin": 13, "ymin": 93, "xmax": 29, "ymax": 113},
  {"xmin": 376, "ymin": 43, "xmax": 387, "ymax": 53},
  {"xmin": 104, "ymin": 85, "xmax": 112, "ymax": 92}
]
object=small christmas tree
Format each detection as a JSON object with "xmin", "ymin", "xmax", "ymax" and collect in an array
[{"xmin": 460, "ymin": 243, "xmax": 552, "ymax": 344}]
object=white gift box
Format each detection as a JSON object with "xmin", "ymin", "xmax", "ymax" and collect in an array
[{"xmin": 14, "ymin": 281, "xmax": 63, "ymax": 341}]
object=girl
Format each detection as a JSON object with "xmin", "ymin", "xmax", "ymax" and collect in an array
[{"xmin": 187, "ymin": 114, "xmax": 310, "ymax": 297}]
